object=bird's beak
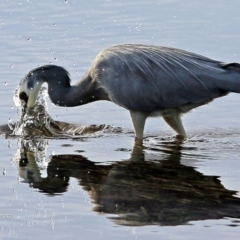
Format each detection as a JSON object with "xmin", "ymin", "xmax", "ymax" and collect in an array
[
  {"xmin": 26, "ymin": 82, "xmax": 43, "ymax": 109},
  {"xmin": 27, "ymin": 98, "xmax": 37, "ymax": 109}
]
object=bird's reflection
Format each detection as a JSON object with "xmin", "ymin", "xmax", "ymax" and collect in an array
[{"xmin": 16, "ymin": 140, "xmax": 240, "ymax": 226}]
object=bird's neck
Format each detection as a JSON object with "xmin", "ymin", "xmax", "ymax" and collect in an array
[{"xmin": 47, "ymin": 74, "xmax": 109, "ymax": 107}]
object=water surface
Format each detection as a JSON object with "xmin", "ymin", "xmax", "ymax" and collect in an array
[{"xmin": 1, "ymin": 0, "xmax": 240, "ymax": 239}]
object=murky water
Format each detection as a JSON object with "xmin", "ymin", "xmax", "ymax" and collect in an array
[{"xmin": 1, "ymin": 0, "xmax": 240, "ymax": 239}]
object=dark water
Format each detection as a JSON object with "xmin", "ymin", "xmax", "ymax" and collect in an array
[{"xmin": 1, "ymin": 0, "xmax": 240, "ymax": 239}]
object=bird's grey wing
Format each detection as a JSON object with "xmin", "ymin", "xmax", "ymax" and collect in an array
[{"xmin": 92, "ymin": 45, "xmax": 234, "ymax": 112}]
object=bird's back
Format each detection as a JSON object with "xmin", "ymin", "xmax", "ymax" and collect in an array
[{"xmin": 89, "ymin": 44, "xmax": 238, "ymax": 113}]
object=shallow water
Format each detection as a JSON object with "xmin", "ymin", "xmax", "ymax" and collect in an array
[{"xmin": 1, "ymin": 0, "xmax": 240, "ymax": 239}]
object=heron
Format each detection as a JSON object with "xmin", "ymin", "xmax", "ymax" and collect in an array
[{"xmin": 18, "ymin": 44, "xmax": 240, "ymax": 143}]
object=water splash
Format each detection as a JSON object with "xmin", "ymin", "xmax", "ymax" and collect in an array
[
  {"xmin": 10, "ymin": 86, "xmax": 123, "ymax": 139},
  {"xmin": 12, "ymin": 87, "xmax": 53, "ymax": 137}
]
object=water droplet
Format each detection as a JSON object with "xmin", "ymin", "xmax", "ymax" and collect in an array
[
  {"xmin": 53, "ymin": 23, "xmax": 56, "ymax": 26},
  {"xmin": 3, "ymin": 169, "xmax": 6, "ymax": 175},
  {"xmin": 10, "ymin": 65, "xmax": 13, "ymax": 68},
  {"xmin": 4, "ymin": 82, "xmax": 7, "ymax": 85},
  {"xmin": 54, "ymin": 58, "xmax": 57, "ymax": 61},
  {"xmin": 8, "ymin": 118, "xmax": 14, "ymax": 130},
  {"xmin": 64, "ymin": 0, "xmax": 68, "ymax": 3},
  {"xmin": 27, "ymin": 38, "xmax": 31, "ymax": 41}
]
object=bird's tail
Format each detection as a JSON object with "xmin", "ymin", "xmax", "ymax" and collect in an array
[
  {"xmin": 216, "ymin": 63, "xmax": 240, "ymax": 93},
  {"xmin": 221, "ymin": 62, "xmax": 240, "ymax": 72}
]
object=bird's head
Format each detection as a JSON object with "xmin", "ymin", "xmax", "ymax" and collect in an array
[
  {"xmin": 19, "ymin": 65, "xmax": 71, "ymax": 108},
  {"xmin": 18, "ymin": 68, "xmax": 44, "ymax": 109}
]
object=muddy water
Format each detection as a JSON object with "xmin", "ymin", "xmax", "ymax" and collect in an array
[{"xmin": 1, "ymin": 0, "xmax": 240, "ymax": 239}]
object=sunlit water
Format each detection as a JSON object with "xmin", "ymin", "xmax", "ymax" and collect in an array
[{"xmin": 1, "ymin": 0, "xmax": 240, "ymax": 239}]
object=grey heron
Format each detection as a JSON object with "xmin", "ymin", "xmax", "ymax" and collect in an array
[{"xmin": 18, "ymin": 44, "xmax": 240, "ymax": 143}]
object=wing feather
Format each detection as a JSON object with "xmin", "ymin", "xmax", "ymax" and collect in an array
[{"xmin": 93, "ymin": 44, "xmax": 228, "ymax": 112}]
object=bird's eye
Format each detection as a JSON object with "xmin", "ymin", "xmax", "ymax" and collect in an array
[{"xmin": 19, "ymin": 92, "xmax": 28, "ymax": 103}]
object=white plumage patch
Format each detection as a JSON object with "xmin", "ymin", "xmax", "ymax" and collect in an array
[{"xmin": 19, "ymin": 75, "xmax": 44, "ymax": 108}]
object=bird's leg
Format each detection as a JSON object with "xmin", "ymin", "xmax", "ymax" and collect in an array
[
  {"xmin": 162, "ymin": 113, "xmax": 187, "ymax": 138},
  {"xmin": 130, "ymin": 111, "xmax": 147, "ymax": 145}
]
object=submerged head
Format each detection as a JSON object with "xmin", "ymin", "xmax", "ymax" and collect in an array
[
  {"xmin": 19, "ymin": 69, "xmax": 43, "ymax": 108},
  {"xmin": 18, "ymin": 65, "xmax": 70, "ymax": 108}
]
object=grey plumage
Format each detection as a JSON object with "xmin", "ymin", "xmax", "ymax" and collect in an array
[{"xmin": 18, "ymin": 44, "xmax": 240, "ymax": 142}]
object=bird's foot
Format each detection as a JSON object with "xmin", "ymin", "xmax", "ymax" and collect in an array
[
  {"xmin": 134, "ymin": 137, "xmax": 143, "ymax": 146},
  {"xmin": 175, "ymin": 134, "xmax": 186, "ymax": 142}
]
